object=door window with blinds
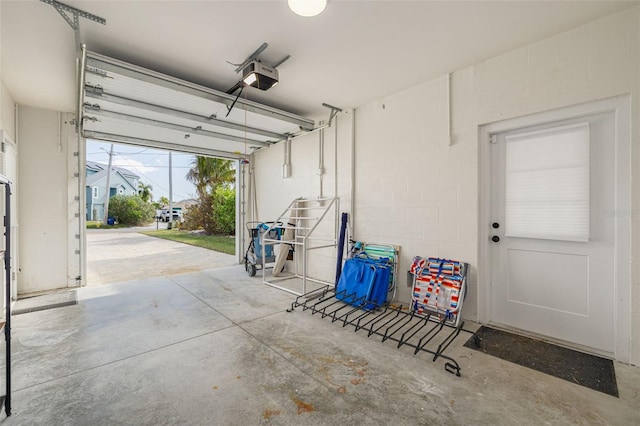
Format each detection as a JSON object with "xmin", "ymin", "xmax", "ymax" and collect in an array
[{"xmin": 504, "ymin": 122, "xmax": 590, "ymax": 242}]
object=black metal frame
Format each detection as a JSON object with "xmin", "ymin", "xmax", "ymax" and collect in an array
[
  {"xmin": 0, "ymin": 177, "xmax": 11, "ymax": 416},
  {"xmin": 287, "ymin": 285, "xmax": 473, "ymax": 376}
]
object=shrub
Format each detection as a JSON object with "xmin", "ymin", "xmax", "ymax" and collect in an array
[
  {"xmin": 181, "ymin": 197, "xmax": 208, "ymax": 231},
  {"xmin": 108, "ymin": 195, "xmax": 155, "ymax": 226},
  {"xmin": 181, "ymin": 189, "xmax": 235, "ymax": 235},
  {"xmin": 212, "ymin": 187, "xmax": 235, "ymax": 235}
]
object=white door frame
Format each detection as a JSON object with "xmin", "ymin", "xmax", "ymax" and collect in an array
[{"xmin": 478, "ymin": 95, "xmax": 631, "ymax": 362}]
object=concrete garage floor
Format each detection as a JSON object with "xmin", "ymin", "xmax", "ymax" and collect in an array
[
  {"xmin": 85, "ymin": 226, "xmax": 236, "ymax": 285},
  {"xmin": 2, "ymin": 265, "xmax": 639, "ymax": 425}
]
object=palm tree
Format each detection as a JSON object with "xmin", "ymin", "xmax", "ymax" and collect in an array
[
  {"xmin": 138, "ymin": 182, "xmax": 153, "ymax": 202},
  {"xmin": 207, "ymin": 158, "xmax": 235, "ymax": 193},
  {"xmin": 186, "ymin": 156, "xmax": 210, "ymax": 201},
  {"xmin": 185, "ymin": 156, "xmax": 235, "ymax": 233},
  {"xmin": 186, "ymin": 156, "xmax": 235, "ymax": 199}
]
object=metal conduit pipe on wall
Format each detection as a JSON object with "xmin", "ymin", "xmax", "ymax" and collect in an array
[
  {"xmin": 350, "ymin": 109, "xmax": 356, "ymax": 236},
  {"xmin": 319, "ymin": 123, "xmax": 324, "ymax": 199},
  {"xmin": 282, "ymin": 137, "xmax": 291, "ymax": 178},
  {"xmin": 237, "ymin": 160, "xmax": 244, "ymax": 263},
  {"xmin": 251, "ymin": 153, "xmax": 258, "ymax": 222},
  {"xmin": 334, "ymin": 115, "xmax": 339, "ymax": 240}
]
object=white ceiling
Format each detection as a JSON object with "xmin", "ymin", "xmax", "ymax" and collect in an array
[{"xmin": 2, "ymin": 0, "xmax": 638, "ymax": 120}]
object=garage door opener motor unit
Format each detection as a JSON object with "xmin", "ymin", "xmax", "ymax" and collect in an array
[{"xmin": 242, "ymin": 61, "xmax": 279, "ymax": 90}]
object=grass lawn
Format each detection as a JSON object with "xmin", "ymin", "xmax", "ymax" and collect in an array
[{"xmin": 140, "ymin": 229, "xmax": 235, "ymax": 255}]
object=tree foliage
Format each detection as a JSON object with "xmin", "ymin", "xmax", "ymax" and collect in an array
[
  {"xmin": 181, "ymin": 194, "xmax": 215, "ymax": 233},
  {"xmin": 108, "ymin": 195, "xmax": 155, "ymax": 226},
  {"xmin": 212, "ymin": 187, "xmax": 236, "ymax": 235},
  {"xmin": 157, "ymin": 196, "xmax": 170, "ymax": 207},
  {"xmin": 138, "ymin": 182, "xmax": 153, "ymax": 202},
  {"xmin": 183, "ymin": 156, "xmax": 236, "ymax": 234}
]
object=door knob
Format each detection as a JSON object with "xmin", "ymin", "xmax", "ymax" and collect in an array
[{"xmin": 491, "ymin": 236, "xmax": 500, "ymax": 243}]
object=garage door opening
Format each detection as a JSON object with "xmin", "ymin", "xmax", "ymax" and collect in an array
[
  {"xmin": 84, "ymin": 140, "xmax": 241, "ymax": 286},
  {"xmin": 78, "ymin": 49, "xmax": 316, "ymax": 287}
]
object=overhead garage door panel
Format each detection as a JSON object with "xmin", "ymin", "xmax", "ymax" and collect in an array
[
  {"xmin": 83, "ymin": 100, "xmax": 275, "ymax": 144},
  {"xmin": 82, "ymin": 51, "xmax": 315, "ymax": 157},
  {"xmin": 84, "ymin": 114, "xmax": 263, "ymax": 156}
]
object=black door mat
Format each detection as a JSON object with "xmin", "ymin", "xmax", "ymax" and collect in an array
[{"xmin": 464, "ymin": 326, "xmax": 618, "ymax": 397}]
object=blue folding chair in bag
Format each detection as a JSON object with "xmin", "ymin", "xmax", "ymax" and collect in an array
[{"xmin": 336, "ymin": 254, "xmax": 391, "ymax": 310}]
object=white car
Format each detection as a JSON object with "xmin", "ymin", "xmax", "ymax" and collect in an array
[{"xmin": 160, "ymin": 209, "xmax": 182, "ymax": 222}]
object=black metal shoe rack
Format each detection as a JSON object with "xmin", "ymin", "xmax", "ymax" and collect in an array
[{"xmin": 287, "ymin": 285, "xmax": 473, "ymax": 376}]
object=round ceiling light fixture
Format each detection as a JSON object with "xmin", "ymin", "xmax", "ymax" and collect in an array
[{"xmin": 288, "ymin": 0, "xmax": 327, "ymax": 17}]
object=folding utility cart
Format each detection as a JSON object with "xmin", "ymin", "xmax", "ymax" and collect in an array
[{"xmin": 244, "ymin": 222, "xmax": 283, "ymax": 276}]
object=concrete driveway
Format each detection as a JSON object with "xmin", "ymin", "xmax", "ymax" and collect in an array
[{"xmin": 86, "ymin": 226, "xmax": 237, "ymax": 286}]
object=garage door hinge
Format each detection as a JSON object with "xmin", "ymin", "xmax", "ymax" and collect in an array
[
  {"xmin": 74, "ymin": 196, "xmax": 80, "ymax": 201},
  {"xmin": 75, "ymin": 250, "xmax": 81, "ymax": 255},
  {"xmin": 74, "ymin": 172, "xmax": 79, "ymax": 178},
  {"xmin": 86, "ymin": 66, "xmax": 108, "ymax": 78},
  {"xmin": 1, "ymin": 142, "xmax": 4, "ymax": 153},
  {"xmin": 75, "ymin": 234, "xmax": 80, "ymax": 239},
  {"xmin": 73, "ymin": 151, "xmax": 79, "ymax": 157},
  {"xmin": 85, "ymin": 84, "xmax": 104, "ymax": 95},
  {"xmin": 489, "ymin": 134, "xmax": 498, "ymax": 144},
  {"xmin": 74, "ymin": 213, "xmax": 80, "ymax": 218}
]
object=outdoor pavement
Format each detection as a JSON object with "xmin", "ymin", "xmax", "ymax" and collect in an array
[{"xmin": 86, "ymin": 225, "xmax": 237, "ymax": 286}]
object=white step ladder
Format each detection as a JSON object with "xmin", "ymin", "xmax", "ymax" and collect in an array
[{"xmin": 262, "ymin": 197, "xmax": 339, "ymax": 295}]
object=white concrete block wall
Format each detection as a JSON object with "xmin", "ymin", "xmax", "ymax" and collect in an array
[
  {"xmin": 453, "ymin": 8, "xmax": 640, "ymax": 365},
  {"xmin": 0, "ymin": 75, "xmax": 16, "ymax": 310},
  {"xmin": 17, "ymin": 106, "xmax": 79, "ymax": 294},
  {"xmin": 252, "ymin": 7, "xmax": 640, "ymax": 364},
  {"xmin": 0, "ymin": 79, "xmax": 15, "ymax": 141},
  {"xmin": 353, "ymin": 77, "xmax": 478, "ymax": 306},
  {"xmin": 251, "ymin": 112, "xmax": 354, "ymax": 285}
]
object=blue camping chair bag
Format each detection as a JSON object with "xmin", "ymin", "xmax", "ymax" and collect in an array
[{"xmin": 336, "ymin": 256, "xmax": 390, "ymax": 310}]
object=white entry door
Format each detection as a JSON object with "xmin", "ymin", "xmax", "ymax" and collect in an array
[{"xmin": 489, "ymin": 110, "xmax": 616, "ymax": 355}]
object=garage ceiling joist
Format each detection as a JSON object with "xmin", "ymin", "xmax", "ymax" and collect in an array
[{"xmin": 81, "ymin": 50, "xmax": 316, "ymax": 158}]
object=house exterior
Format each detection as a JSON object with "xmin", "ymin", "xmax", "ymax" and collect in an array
[
  {"xmin": 172, "ymin": 198, "xmax": 197, "ymax": 211},
  {"xmin": 85, "ymin": 161, "xmax": 140, "ymax": 221}
]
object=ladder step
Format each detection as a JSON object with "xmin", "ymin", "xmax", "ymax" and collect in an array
[
  {"xmin": 290, "ymin": 207, "xmax": 327, "ymax": 211},
  {"xmin": 295, "ymin": 198, "xmax": 334, "ymax": 202}
]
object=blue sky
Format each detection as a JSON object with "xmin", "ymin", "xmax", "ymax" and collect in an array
[{"xmin": 86, "ymin": 140, "xmax": 197, "ymax": 202}]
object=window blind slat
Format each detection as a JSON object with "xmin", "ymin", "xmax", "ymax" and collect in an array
[{"xmin": 504, "ymin": 122, "xmax": 590, "ymax": 242}]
